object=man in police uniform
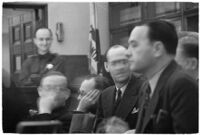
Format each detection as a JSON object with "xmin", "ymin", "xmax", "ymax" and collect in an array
[{"xmin": 19, "ymin": 28, "xmax": 65, "ymax": 86}]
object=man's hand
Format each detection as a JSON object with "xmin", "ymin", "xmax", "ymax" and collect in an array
[
  {"xmin": 77, "ymin": 89, "xmax": 100, "ymax": 112},
  {"xmin": 37, "ymin": 94, "xmax": 57, "ymax": 114}
]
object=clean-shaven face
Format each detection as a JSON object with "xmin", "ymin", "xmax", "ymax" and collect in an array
[
  {"xmin": 34, "ymin": 29, "xmax": 52, "ymax": 53},
  {"xmin": 127, "ymin": 26, "xmax": 155, "ymax": 74},
  {"xmin": 106, "ymin": 47, "xmax": 131, "ymax": 84}
]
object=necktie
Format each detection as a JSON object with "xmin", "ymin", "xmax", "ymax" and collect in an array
[
  {"xmin": 135, "ymin": 82, "xmax": 151, "ymax": 132},
  {"xmin": 113, "ymin": 89, "xmax": 122, "ymax": 112},
  {"xmin": 144, "ymin": 83, "xmax": 151, "ymax": 108}
]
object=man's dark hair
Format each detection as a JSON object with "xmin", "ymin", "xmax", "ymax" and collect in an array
[
  {"xmin": 85, "ymin": 74, "xmax": 110, "ymax": 91},
  {"xmin": 34, "ymin": 27, "xmax": 53, "ymax": 38},
  {"xmin": 143, "ymin": 20, "xmax": 178, "ymax": 55},
  {"xmin": 104, "ymin": 45, "xmax": 127, "ymax": 62},
  {"xmin": 182, "ymin": 43, "xmax": 198, "ymax": 60}
]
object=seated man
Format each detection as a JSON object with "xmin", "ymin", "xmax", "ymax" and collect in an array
[
  {"xmin": 19, "ymin": 28, "xmax": 65, "ymax": 86},
  {"xmin": 175, "ymin": 31, "xmax": 198, "ymax": 80},
  {"xmin": 27, "ymin": 71, "xmax": 72, "ymax": 133},
  {"xmin": 76, "ymin": 74, "xmax": 110, "ymax": 113},
  {"xmin": 69, "ymin": 74, "xmax": 110, "ymax": 133}
]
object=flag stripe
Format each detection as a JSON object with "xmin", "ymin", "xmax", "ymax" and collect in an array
[{"xmin": 89, "ymin": 3, "xmax": 101, "ymax": 74}]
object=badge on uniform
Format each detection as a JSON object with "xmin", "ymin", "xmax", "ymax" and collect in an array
[{"xmin": 46, "ymin": 63, "xmax": 54, "ymax": 70}]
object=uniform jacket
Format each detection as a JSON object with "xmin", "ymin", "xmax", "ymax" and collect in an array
[{"xmin": 19, "ymin": 52, "xmax": 65, "ymax": 86}]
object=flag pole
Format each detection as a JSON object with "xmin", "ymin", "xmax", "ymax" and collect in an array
[
  {"xmin": 89, "ymin": 2, "xmax": 101, "ymax": 74},
  {"xmin": 94, "ymin": 3, "xmax": 102, "ymax": 74},
  {"xmin": 94, "ymin": 3, "xmax": 98, "ymax": 30}
]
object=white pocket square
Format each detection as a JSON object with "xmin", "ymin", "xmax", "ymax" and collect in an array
[{"xmin": 131, "ymin": 107, "xmax": 139, "ymax": 114}]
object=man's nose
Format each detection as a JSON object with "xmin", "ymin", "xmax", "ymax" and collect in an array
[
  {"xmin": 126, "ymin": 49, "xmax": 132, "ymax": 58},
  {"xmin": 42, "ymin": 39, "xmax": 48, "ymax": 44},
  {"xmin": 116, "ymin": 62, "xmax": 126, "ymax": 70}
]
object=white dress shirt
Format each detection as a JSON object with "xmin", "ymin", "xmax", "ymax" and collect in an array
[{"xmin": 115, "ymin": 81, "xmax": 129, "ymax": 100}]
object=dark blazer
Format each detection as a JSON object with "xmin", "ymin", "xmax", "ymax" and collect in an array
[
  {"xmin": 97, "ymin": 74, "xmax": 144, "ymax": 129},
  {"xmin": 136, "ymin": 60, "xmax": 198, "ymax": 133},
  {"xmin": 27, "ymin": 106, "xmax": 72, "ymax": 133}
]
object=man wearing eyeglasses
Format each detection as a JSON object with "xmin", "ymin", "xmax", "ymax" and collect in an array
[
  {"xmin": 27, "ymin": 71, "xmax": 72, "ymax": 133},
  {"xmin": 96, "ymin": 45, "xmax": 144, "ymax": 130}
]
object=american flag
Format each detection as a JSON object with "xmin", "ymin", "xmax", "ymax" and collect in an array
[{"xmin": 88, "ymin": 3, "xmax": 101, "ymax": 74}]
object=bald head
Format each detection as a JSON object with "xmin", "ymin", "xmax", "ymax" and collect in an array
[
  {"xmin": 106, "ymin": 45, "xmax": 127, "ymax": 62},
  {"xmin": 34, "ymin": 28, "xmax": 53, "ymax": 38},
  {"xmin": 40, "ymin": 71, "xmax": 68, "ymax": 92},
  {"xmin": 104, "ymin": 45, "xmax": 131, "ymax": 87},
  {"xmin": 34, "ymin": 28, "xmax": 53, "ymax": 54},
  {"xmin": 41, "ymin": 75, "xmax": 67, "ymax": 88}
]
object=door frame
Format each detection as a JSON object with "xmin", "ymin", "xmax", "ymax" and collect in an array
[
  {"xmin": 3, "ymin": 2, "xmax": 48, "ymax": 86},
  {"xmin": 3, "ymin": 2, "xmax": 48, "ymax": 30}
]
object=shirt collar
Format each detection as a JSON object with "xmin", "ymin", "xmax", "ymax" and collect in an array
[
  {"xmin": 148, "ymin": 62, "xmax": 170, "ymax": 97},
  {"xmin": 115, "ymin": 77, "xmax": 130, "ymax": 96}
]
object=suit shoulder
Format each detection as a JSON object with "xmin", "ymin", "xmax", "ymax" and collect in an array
[
  {"xmin": 52, "ymin": 54, "xmax": 65, "ymax": 61},
  {"xmin": 26, "ymin": 54, "xmax": 40, "ymax": 61},
  {"xmin": 28, "ymin": 54, "xmax": 38, "ymax": 58},
  {"xmin": 170, "ymin": 69, "xmax": 197, "ymax": 86},
  {"xmin": 167, "ymin": 69, "xmax": 198, "ymax": 94},
  {"xmin": 102, "ymin": 85, "xmax": 115, "ymax": 94},
  {"xmin": 22, "ymin": 55, "xmax": 38, "ymax": 64}
]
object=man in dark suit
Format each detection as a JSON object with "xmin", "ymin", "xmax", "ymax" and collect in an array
[
  {"xmin": 127, "ymin": 20, "xmax": 198, "ymax": 133},
  {"xmin": 97, "ymin": 45, "xmax": 144, "ymax": 129},
  {"xmin": 69, "ymin": 75, "xmax": 110, "ymax": 133},
  {"xmin": 76, "ymin": 74, "xmax": 110, "ymax": 113}
]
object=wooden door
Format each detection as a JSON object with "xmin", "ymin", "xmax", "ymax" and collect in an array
[{"xmin": 8, "ymin": 8, "xmax": 46, "ymax": 86}]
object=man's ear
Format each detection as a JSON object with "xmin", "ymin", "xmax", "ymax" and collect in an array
[
  {"xmin": 153, "ymin": 41, "xmax": 164, "ymax": 57},
  {"xmin": 37, "ymin": 87, "xmax": 43, "ymax": 97},
  {"xmin": 104, "ymin": 62, "xmax": 109, "ymax": 72},
  {"xmin": 190, "ymin": 58, "xmax": 198, "ymax": 70}
]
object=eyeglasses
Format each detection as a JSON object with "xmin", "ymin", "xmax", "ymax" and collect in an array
[{"xmin": 40, "ymin": 85, "xmax": 68, "ymax": 92}]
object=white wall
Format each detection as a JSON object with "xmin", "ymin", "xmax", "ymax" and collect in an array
[
  {"xmin": 2, "ymin": 3, "xmax": 110, "ymax": 86},
  {"xmin": 48, "ymin": 2, "xmax": 109, "ymax": 55}
]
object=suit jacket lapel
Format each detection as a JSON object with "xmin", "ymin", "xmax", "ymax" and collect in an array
[
  {"xmin": 135, "ymin": 82, "xmax": 150, "ymax": 133},
  {"xmin": 141, "ymin": 60, "xmax": 178, "ymax": 132},
  {"xmin": 103, "ymin": 86, "xmax": 115, "ymax": 117},
  {"xmin": 115, "ymin": 76, "xmax": 140, "ymax": 119}
]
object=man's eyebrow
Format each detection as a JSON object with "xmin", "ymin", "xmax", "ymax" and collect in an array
[{"xmin": 128, "ymin": 40, "xmax": 137, "ymax": 44}]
